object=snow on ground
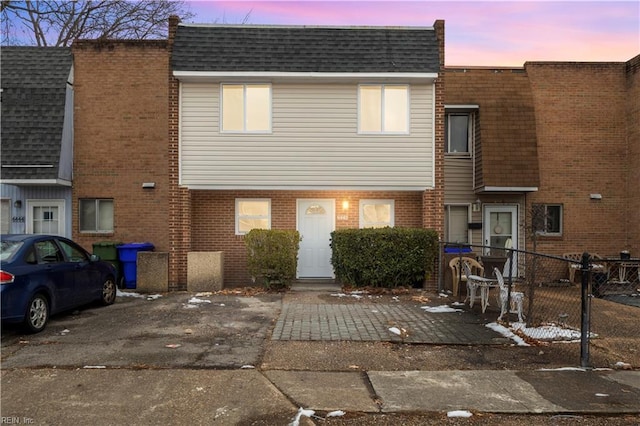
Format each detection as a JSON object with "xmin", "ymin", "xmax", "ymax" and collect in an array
[
  {"xmin": 421, "ymin": 305, "xmax": 463, "ymax": 313},
  {"xmin": 117, "ymin": 290, "xmax": 162, "ymax": 300}
]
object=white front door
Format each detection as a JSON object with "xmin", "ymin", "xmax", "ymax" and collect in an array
[
  {"xmin": 26, "ymin": 200, "xmax": 65, "ymax": 236},
  {"xmin": 483, "ymin": 205, "xmax": 518, "ymax": 255},
  {"xmin": 297, "ymin": 199, "xmax": 335, "ymax": 278}
]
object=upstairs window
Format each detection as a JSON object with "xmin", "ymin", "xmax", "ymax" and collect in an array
[
  {"xmin": 533, "ymin": 204, "xmax": 563, "ymax": 236},
  {"xmin": 221, "ymin": 84, "xmax": 271, "ymax": 133},
  {"xmin": 445, "ymin": 112, "xmax": 473, "ymax": 154},
  {"xmin": 359, "ymin": 85, "xmax": 408, "ymax": 134}
]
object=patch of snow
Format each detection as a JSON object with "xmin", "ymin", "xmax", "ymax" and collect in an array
[
  {"xmin": 595, "ymin": 393, "xmax": 610, "ymax": 397},
  {"xmin": 438, "ymin": 292, "xmax": 449, "ymax": 298},
  {"xmin": 447, "ymin": 410, "xmax": 473, "ymax": 418},
  {"xmin": 289, "ymin": 407, "xmax": 315, "ymax": 426},
  {"xmin": 510, "ymin": 322, "xmax": 596, "ymax": 342},
  {"xmin": 388, "ymin": 327, "xmax": 402, "ymax": 335},
  {"xmin": 116, "ymin": 290, "xmax": 162, "ymax": 300},
  {"xmin": 326, "ymin": 410, "xmax": 346, "ymax": 417},
  {"xmin": 486, "ymin": 322, "xmax": 529, "ymax": 346},
  {"xmin": 330, "ymin": 293, "xmax": 363, "ymax": 300},
  {"xmin": 183, "ymin": 304, "xmax": 198, "ymax": 309},
  {"xmin": 240, "ymin": 365, "xmax": 255, "ymax": 369},
  {"xmin": 188, "ymin": 297, "xmax": 212, "ymax": 304},
  {"xmin": 421, "ymin": 305, "xmax": 462, "ymax": 313},
  {"xmin": 83, "ymin": 365, "xmax": 106, "ymax": 369},
  {"xmin": 537, "ymin": 367, "xmax": 587, "ymax": 372}
]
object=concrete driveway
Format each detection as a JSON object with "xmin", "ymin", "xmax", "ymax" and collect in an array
[{"xmin": 1, "ymin": 290, "xmax": 282, "ymax": 369}]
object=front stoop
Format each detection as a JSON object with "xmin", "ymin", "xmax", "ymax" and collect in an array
[{"xmin": 291, "ymin": 279, "xmax": 341, "ymax": 292}]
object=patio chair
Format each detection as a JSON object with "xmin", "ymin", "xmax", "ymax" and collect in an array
[
  {"xmin": 462, "ymin": 261, "xmax": 498, "ymax": 312},
  {"xmin": 449, "ymin": 257, "xmax": 484, "ymax": 298},
  {"xmin": 494, "ymin": 267, "xmax": 525, "ymax": 322},
  {"xmin": 563, "ymin": 252, "xmax": 605, "ymax": 283}
]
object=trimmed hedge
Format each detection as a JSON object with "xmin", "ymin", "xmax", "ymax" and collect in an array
[
  {"xmin": 331, "ymin": 227, "xmax": 439, "ymax": 288},
  {"xmin": 245, "ymin": 229, "xmax": 301, "ymax": 290}
]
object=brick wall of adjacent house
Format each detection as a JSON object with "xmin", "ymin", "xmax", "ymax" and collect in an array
[
  {"xmin": 190, "ymin": 190, "xmax": 425, "ymax": 287},
  {"xmin": 626, "ymin": 55, "xmax": 640, "ymax": 256},
  {"xmin": 167, "ymin": 15, "xmax": 192, "ymax": 290},
  {"xmin": 72, "ymin": 40, "xmax": 170, "ymax": 255},
  {"xmin": 526, "ymin": 61, "xmax": 633, "ymax": 257}
]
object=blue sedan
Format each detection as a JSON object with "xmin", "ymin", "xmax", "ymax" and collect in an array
[{"xmin": 1, "ymin": 234, "xmax": 117, "ymax": 333}]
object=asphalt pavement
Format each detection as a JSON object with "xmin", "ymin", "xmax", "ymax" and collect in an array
[{"xmin": 1, "ymin": 287, "xmax": 639, "ymax": 425}]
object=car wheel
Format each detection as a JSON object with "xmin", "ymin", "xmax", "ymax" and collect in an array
[
  {"xmin": 101, "ymin": 276, "xmax": 117, "ymax": 305},
  {"xmin": 24, "ymin": 293, "xmax": 49, "ymax": 333}
]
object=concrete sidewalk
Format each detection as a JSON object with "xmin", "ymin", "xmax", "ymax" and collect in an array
[
  {"xmin": 2, "ymin": 288, "xmax": 639, "ymax": 424},
  {"xmin": 2, "ymin": 367, "xmax": 639, "ymax": 424}
]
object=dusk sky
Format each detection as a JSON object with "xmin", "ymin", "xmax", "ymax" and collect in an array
[{"xmin": 185, "ymin": 1, "xmax": 640, "ymax": 67}]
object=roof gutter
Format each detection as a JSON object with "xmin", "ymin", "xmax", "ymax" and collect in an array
[
  {"xmin": 173, "ymin": 71, "xmax": 438, "ymax": 83},
  {"xmin": 0, "ymin": 179, "xmax": 72, "ymax": 187}
]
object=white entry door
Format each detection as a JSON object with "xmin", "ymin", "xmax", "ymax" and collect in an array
[
  {"xmin": 297, "ymin": 199, "xmax": 335, "ymax": 278},
  {"xmin": 26, "ymin": 200, "xmax": 65, "ymax": 236},
  {"xmin": 483, "ymin": 205, "xmax": 518, "ymax": 255}
]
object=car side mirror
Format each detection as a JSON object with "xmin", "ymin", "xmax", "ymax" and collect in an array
[{"xmin": 90, "ymin": 254, "xmax": 101, "ymax": 262}]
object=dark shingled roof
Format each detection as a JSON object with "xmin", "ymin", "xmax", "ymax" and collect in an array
[
  {"xmin": 1, "ymin": 47, "xmax": 72, "ymax": 180},
  {"xmin": 172, "ymin": 24, "xmax": 440, "ymax": 73}
]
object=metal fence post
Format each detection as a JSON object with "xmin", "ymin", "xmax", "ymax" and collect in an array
[{"xmin": 580, "ymin": 251, "xmax": 591, "ymax": 368}]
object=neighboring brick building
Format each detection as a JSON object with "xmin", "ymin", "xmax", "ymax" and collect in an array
[
  {"xmin": 71, "ymin": 41, "xmax": 170, "ymax": 256},
  {"xmin": 443, "ymin": 55, "xmax": 640, "ymax": 259}
]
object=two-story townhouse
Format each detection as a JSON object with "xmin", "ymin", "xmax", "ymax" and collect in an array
[
  {"xmin": 442, "ymin": 54, "xmax": 639, "ymax": 288},
  {"xmin": 1, "ymin": 47, "xmax": 74, "ymax": 238},
  {"xmin": 443, "ymin": 66, "xmax": 540, "ymax": 261},
  {"xmin": 168, "ymin": 18, "xmax": 446, "ymax": 289}
]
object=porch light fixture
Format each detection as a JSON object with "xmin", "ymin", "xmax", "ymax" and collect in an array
[
  {"xmin": 342, "ymin": 200, "xmax": 349, "ymax": 210},
  {"xmin": 472, "ymin": 198, "xmax": 481, "ymax": 212},
  {"xmin": 13, "ymin": 200, "xmax": 22, "ymax": 209}
]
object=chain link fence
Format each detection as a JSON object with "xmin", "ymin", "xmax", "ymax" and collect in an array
[{"xmin": 439, "ymin": 243, "xmax": 640, "ymax": 367}]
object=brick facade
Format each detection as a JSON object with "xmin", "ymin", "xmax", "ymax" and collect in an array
[
  {"xmin": 527, "ymin": 60, "xmax": 638, "ymax": 257},
  {"xmin": 72, "ymin": 41, "xmax": 170, "ymax": 255},
  {"xmin": 190, "ymin": 190, "xmax": 425, "ymax": 287}
]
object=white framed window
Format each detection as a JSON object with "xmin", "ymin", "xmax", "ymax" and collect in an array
[
  {"xmin": 359, "ymin": 199, "xmax": 394, "ymax": 228},
  {"xmin": 79, "ymin": 199, "xmax": 114, "ymax": 233},
  {"xmin": 533, "ymin": 203, "xmax": 563, "ymax": 236},
  {"xmin": 358, "ymin": 84, "xmax": 409, "ymax": 134},
  {"xmin": 221, "ymin": 84, "xmax": 271, "ymax": 133},
  {"xmin": 445, "ymin": 205, "xmax": 470, "ymax": 243},
  {"xmin": 236, "ymin": 199, "xmax": 271, "ymax": 235}
]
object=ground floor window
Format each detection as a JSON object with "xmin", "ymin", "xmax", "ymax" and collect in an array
[
  {"xmin": 533, "ymin": 203, "xmax": 563, "ymax": 236},
  {"xmin": 445, "ymin": 204, "xmax": 470, "ymax": 243},
  {"xmin": 359, "ymin": 199, "xmax": 394, "ymax": 228},
  {"xmin": 79, "ymin": 199, "xmax": 114, "ymax": 233},
  {"xmin": 236, "ymin": 199, "xmax": 271, "ymax": 235}
]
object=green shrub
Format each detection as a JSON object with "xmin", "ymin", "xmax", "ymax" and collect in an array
[
  {"xmin": 245, "ymin": 229, "xmax": 301, "ymax": 290},
  {"xmin": 331, "ymin": 227, "xmax": 439, "ymax": 288}
]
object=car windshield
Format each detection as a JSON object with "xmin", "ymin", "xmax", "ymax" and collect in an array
[{"xmin": 0, "ymin": 240, "xmax": 24, "ymax": 262}]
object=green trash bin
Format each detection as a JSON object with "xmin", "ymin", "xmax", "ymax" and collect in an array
[{"xmin": 93, "ymin": 241, "xmax": 124, "ymax": 288}]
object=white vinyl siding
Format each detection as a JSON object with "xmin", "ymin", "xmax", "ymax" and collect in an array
[{"xmin": 180, "ymin": 82, "xmax": 434, "ymax": 190}]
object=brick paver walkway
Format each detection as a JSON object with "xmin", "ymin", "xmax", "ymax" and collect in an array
[{"xmin": 272, "ymin": 302, "xmax": 504, "ymax": 344}]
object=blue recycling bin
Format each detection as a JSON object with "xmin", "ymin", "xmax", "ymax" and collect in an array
[{"xmin": 116, "ymin": 242, "xmax": 154, "ymax": 289}]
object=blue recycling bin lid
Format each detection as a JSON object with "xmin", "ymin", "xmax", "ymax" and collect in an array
[
  {"xmin": 444, "ymin": 246, "xmax": 472, "ymax": 254},
  {"xmin": 117, "ymin": 242, "xmax": 154, "ymax": 262}
]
